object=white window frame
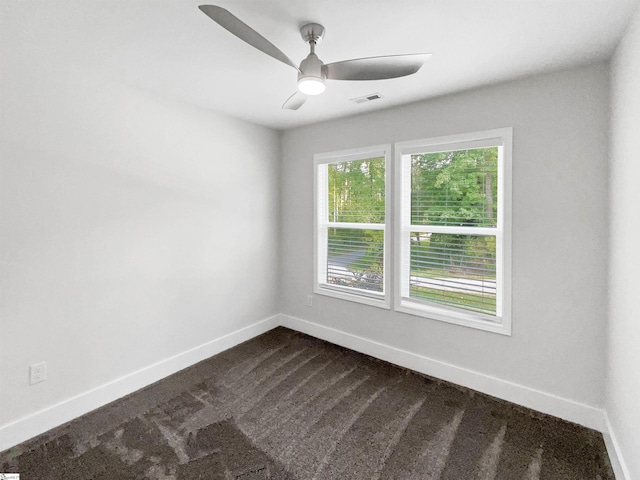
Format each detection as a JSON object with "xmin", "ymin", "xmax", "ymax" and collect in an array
[
  {"xmin": 314, "ymin": 144, "xmax": 392, "ymax": 309},
  {"xmin": 394, "ymin": 128, "xmax": 512, "ymax": 335}
]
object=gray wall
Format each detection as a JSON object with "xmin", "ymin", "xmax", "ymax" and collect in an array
[
  {"xmin": 280, "ymin": 63, "xmax": 610, "ymax": 409},
  {"xmin": 0, "ymin": 18, "xmax": 281, "ymax": 426},
  {"xmin": 608, "ymin": 2, "xmax": 640, "ymax": 477}
]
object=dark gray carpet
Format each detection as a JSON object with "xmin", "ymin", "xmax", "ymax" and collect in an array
[{"xmin": 0, "ymin": 327, "xmax": 614, "ymax": 479}]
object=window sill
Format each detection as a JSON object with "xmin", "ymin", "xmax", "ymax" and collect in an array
[
  {"xmin": 396, "ymin": 298, "xmax": 511, "ymax": 335},
  {"xmin": 315, "ymin": 284, "xmax": 390, "ymax": 310}
]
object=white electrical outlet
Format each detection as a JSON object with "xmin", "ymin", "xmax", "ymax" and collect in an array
[
  {"xmin": 306, "ymin": 295, "xmax": 313, "ymax": 307},
  {"xmin": 30, "ymin": 361, "xmax": 47, "ymax": 385}
]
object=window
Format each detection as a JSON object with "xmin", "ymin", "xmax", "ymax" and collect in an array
[
  {"xmin": 313, "ymin": 129, "xmax": 511, "ymax": 334},
  {"xmin": 395, "ymin": 128, "xmax": 512, "ymax": 334},
  {"xmin": 314, "ymin": 145, "xmax": 391, "ymax": 308}
]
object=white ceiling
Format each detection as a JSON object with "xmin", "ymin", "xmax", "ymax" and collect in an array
[{"xmin": 4, "ymin": 0, "xmax": 639, "ymax": 130}]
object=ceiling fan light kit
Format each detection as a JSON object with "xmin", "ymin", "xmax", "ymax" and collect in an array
[
  {"xmin": 198, "ymin": 5, "xmax": 431, "ymax": 110},
  {"xmin": 298, "ymin": 75, "xmax": 326, "ymax": 95}
]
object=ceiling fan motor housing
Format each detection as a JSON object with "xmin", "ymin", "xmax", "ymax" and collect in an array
[
  {"xmin": 299, "ymin": 53, "xmax": 324, "ymax": 80},
  {"xmin": 298, "ymin": 53, "xmax": 326, "ymax": 95}
]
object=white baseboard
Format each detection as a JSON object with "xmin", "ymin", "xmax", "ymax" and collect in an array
[
  {"xmin": 278, "ymin": 314, "xmax": 607, "ymax": 433},
  {"xmin": 603, "ymin": 413, "xmax": 631, "ymax": 480},
  {"xmin": 1, "ymin": 313, "xmax": 612, "ymax": 458},
  {"xmin": 0, "ymin": 315, "xmax": 280, "ymax": 453}
]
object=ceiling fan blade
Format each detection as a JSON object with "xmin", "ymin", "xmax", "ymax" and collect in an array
[
  {"xmin": 199, "ymin": 5, "xmax": 299, "ymax": 71},
  {"xmin": 282, "ymin": 92, "xmax": 307, "ymax": 110},
  {"xmin": 324, "ymin": 53, "xmax": 431, "ymax": 81}
]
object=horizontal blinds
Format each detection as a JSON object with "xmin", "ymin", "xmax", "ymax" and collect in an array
[
  {"xmin": 326, "ymin": 228, "xmax": 384, "ymax": 293},
  {"xmin": 399, "ymin": 136, "xmax": 504, "ymax": 156},
  {"xmin": 407, "ymin": 232, "xmax": 496, "ymax": 315},
  {"xmin": 410, "ymin": 147, "xmax": 498, "ymax": 227},
  {"xmin": 327, "ymin": 158, "xmax": 385, "ymax": 223},
  {"xmin": 319, "ymin": 154, "xmax": 386, "ymax": 296}
]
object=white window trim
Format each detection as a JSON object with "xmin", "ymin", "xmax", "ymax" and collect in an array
[
  {"xmin": 394, "ymin": 128, "xmax": 513, "ymax": 335},
  {"xmin": 314, "ymin": 144, "xmax": 392, "ymax": 309}
]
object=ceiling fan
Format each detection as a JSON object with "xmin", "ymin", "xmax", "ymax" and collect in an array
[{"xmin": 198, "ymin": 5, "xmax": 431, "ymax": 110}]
